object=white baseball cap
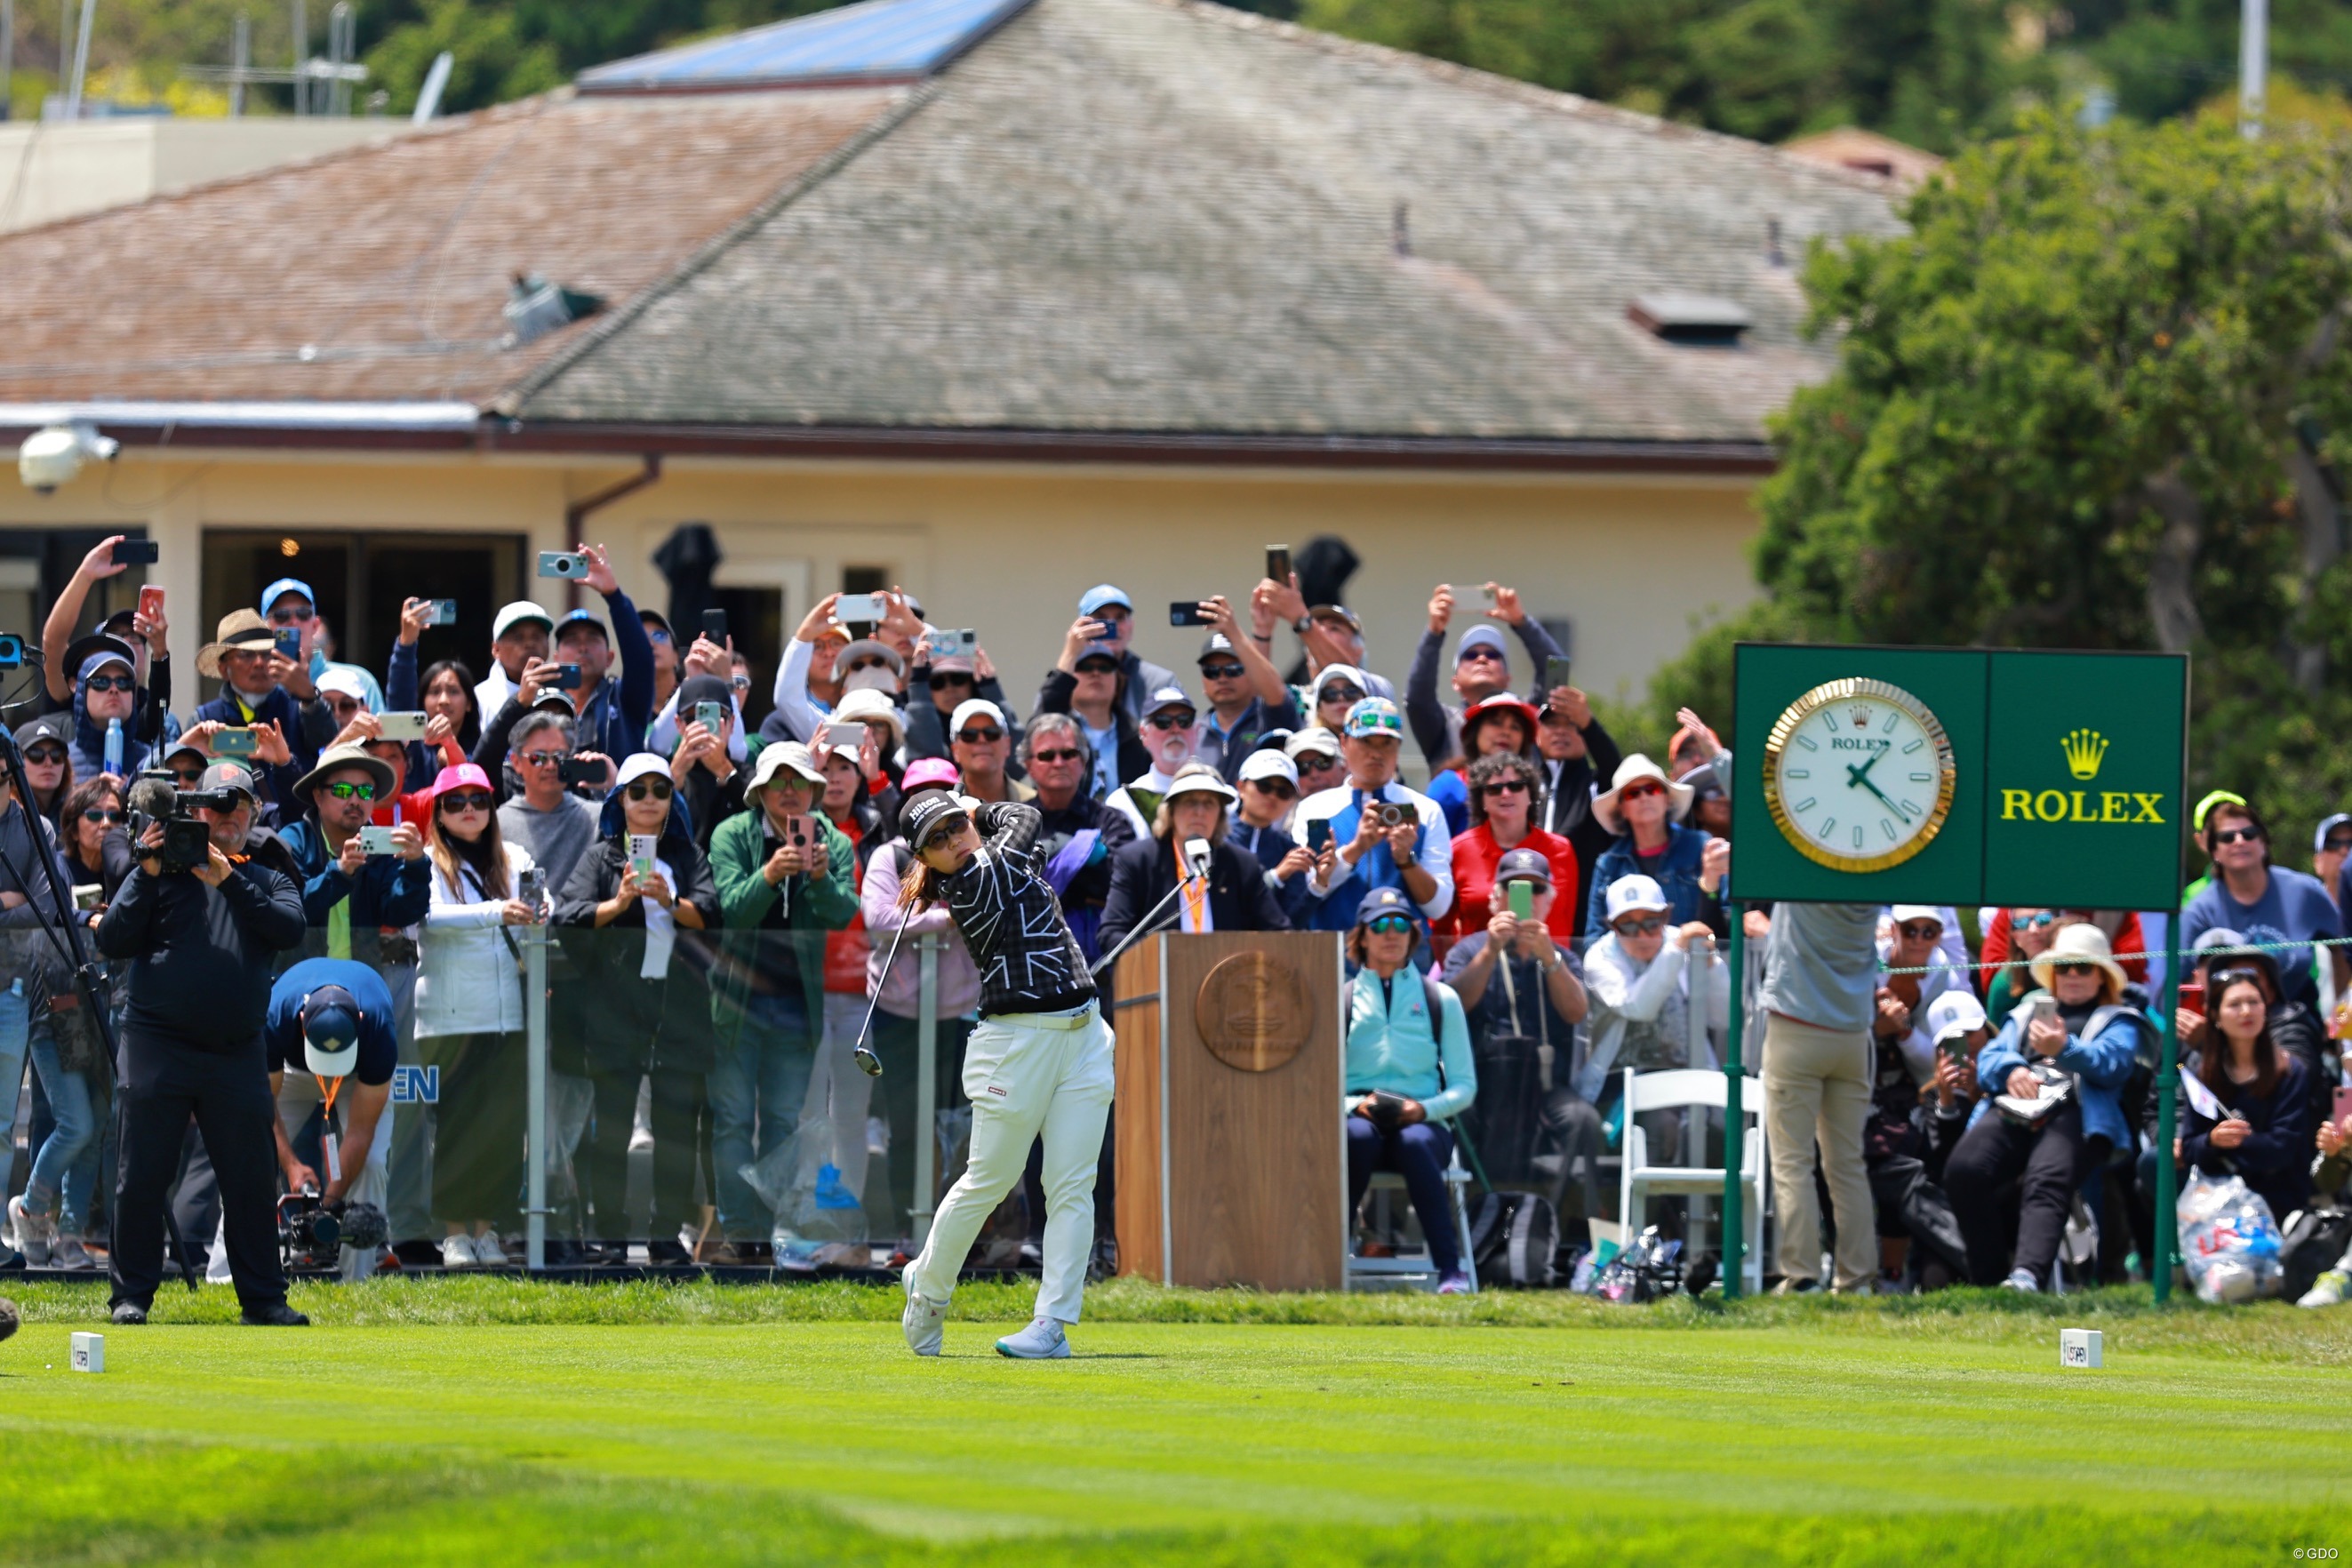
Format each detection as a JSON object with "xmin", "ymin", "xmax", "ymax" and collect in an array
[
  {"xmin": 316, "ymin": 666, "xmax": 371, "ymax": 702},
  {"xmin": 1890, "ymin": 904, "xmax": 1945, "ymax": 930},
  {"xmin": 949, "ymin": 698, "xmax": 1007, "ymax": 737},
  {"xmin": 1604, "ymin": 875, "xmax": 1671, "ymax": 924},
  {"xmin": 1925, "ymin": 989, "xmax": 1988, "ymax": 1044},
  {"xmin": 1284, "ymin": 728, "xmax": 1340, "ymax": 761},
  {"xmin": 1238, "ymin": 749, "xmax": 1299, "ymax": 787},
  {"xmin": 493, "ymin": 601, "xmax": 554, "ymax": 640}
]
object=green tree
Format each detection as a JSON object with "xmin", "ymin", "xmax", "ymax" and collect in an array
[
  {"xmin": 364, "ymin": 0, "xmax": 563, "ymax": 116},
  {"xmin": 1650, "ymin": 114, "xmax": 2352, "ymax": 847}
]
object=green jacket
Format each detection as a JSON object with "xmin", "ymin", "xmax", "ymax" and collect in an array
[{"xmin": 706, "ymin": 805, "xmax": 859, "ymax": 1032}]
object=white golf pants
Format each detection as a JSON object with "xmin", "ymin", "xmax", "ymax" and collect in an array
[{"xmin": 904, "ymin": 1002, "xmax": 1114, "ymax": 1324}]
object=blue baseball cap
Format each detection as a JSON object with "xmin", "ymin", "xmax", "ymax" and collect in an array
[
  {"xmin": 259, "ymin": 578, "xmax": 316, "ymax": 616},
  {"xmin": 1078, "ymin": 584, "xmax": 1132, "ymax": 616},
  {"xmin": 300, "ymin": 984, "xmax": 362, "ymax": 1077},
  {"xmin": 1355, "ymin": 886, "xmax": 1418, "ymax": 927}
]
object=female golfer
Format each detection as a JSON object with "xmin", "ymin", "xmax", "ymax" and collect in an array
[{"xmin": 897, "ymin": 788, "xmax": 1113, "ymax": 1359}]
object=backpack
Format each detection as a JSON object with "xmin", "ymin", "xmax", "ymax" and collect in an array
[
  {"xmin": 2281, "ymin": 1205, "xmax": 2352, "ymax": 1303},
  {"xmin": 1470, "ymin": 1190, "xmax": 1558, "ymax": 1288}
]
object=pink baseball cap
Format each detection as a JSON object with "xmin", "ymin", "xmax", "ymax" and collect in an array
[
  {"xmin": 900, "ymin": 757, "xmax": 960, "ymax": 793},
  {"xmin": 431, "ymin": 762, "xmax": 493, "ymax": 800}
]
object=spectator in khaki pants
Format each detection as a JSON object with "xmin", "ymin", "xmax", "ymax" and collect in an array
[{"xmin": 1756, "ymin": 901, "xmax": 1882, "ymax": 1293}]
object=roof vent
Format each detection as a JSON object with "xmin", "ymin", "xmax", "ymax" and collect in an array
[
  {"xmin": 1628, "ymin": 293, "xmax": 1751, "ymax": 348},
  {"xmin": 505, "ymin": 274, "xmax": 605, "ymax": 347}
]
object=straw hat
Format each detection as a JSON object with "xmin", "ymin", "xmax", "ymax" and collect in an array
[
  {"xmin": 2028, "ymin": 921, "xmax": 2129, "ymax": 999},
  {"xmin": 1589, "ymin": 754, "xmax": 1694, "ymax": 836},
  {"xmin": 196, "ymin": 610, "xmax": 275, "ymax": 678}
]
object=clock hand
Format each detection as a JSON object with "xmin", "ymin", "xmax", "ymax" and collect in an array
[{"xmin": 1853, "ymin": 774, "xmax": 1913, "ymax": 821}]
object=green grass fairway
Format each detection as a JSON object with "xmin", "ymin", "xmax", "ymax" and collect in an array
[{"xmin": 1, "ymin": 1281, "xmax": 2343, "ymax": 1565}]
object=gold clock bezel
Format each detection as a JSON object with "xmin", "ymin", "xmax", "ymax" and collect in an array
[{"xmin": 1762, "ymin": 676, "xmax": 1957, "ymax": 874}]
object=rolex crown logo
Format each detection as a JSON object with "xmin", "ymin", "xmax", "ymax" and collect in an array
[
  {"xmin": 1848, "ymin": 705, "xmax": 1874, "ymax": 730},
  {"xmin": 2060, "ymin": 728, "xmax": 2109, "ymax": 781}
]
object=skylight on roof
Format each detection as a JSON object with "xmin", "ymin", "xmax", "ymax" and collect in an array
[{"xmin": 577, "ymin": 0, "xmax": 1035, "ymax": 93}]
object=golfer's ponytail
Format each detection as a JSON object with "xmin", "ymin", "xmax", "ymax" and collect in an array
[{"xmin": 897, "ymin": 852, "xmax": 940, "ymax": 912}]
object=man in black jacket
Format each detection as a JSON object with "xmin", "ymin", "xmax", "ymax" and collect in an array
[{"xmin": 97, "ymin": 764, "xmax": 308, "ymax": 1326}]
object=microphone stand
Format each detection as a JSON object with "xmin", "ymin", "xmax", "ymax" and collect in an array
[{"xmin": 1088, "ymin": 857, "xmax": 1208, "ymax": 979}]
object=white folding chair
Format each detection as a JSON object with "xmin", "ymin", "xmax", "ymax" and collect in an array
[{"xmin": 1618, "ymin": 1067, "xmax": 1765, "ymax": 1296}]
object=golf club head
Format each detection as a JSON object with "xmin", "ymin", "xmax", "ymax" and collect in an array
[{"xmin": 853, "ymin": 1044, "xmax": 884, "ymax": 1078}]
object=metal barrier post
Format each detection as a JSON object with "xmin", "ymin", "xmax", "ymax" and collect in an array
[
  {"xmin": 2151, "ymin": 959, "xmax": 2181, "ymax": 1303},
  {"xmin": 913, "ymin": 937, "xmax": 940, "ymax": 1247},
  {"xmin": 525, "ymin": 926, "xmax": 549, "ymax": 1272},
  {"xmin": 1687, "ymin": 940, "xmax": 1711, "ymax": 1261},
  {"xmin": 1720, "ymin": 910, "xmax": 1746, "ymax": 1300}
]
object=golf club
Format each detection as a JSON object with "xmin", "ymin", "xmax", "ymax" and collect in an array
[{"xmin": 849, "ymin": 917, "xmax": 912, "ymax": 1078}]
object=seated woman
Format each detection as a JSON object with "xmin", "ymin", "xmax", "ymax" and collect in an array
[
  {"xmin": 1945, "ymin": 923, "xmax": 2142, "ymax": 1292},
  {"xmin": 1097, "ymin": 764, "xmax": 1288, "ymax": 955},
  {"xmin": 1441, "ymin": 748, "xmax": 1578, "ymax": 953},
  {"xmin": 2177, "ymin": 928, "xmax": 2332, "ymax": 1135},
  {"xmin": 2178, "ymin": 966, "xmax": 2314, "ymax": 1225},
  {"xmin": 1582, "ymin": 756, "xmax": 1724, "ymax": 940},
  {"xmin": 1343, "ymin": 886, "xmax": 1475, "ymax": 1294},
  {"xmin": 554, "ymin": 754, "xmax": 719, "ymax": 1264}
]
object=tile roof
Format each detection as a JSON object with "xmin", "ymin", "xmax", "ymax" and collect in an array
[
  {"xmin": 516, "ymin": 0, "xmax": 1903, "ymax": 444},
  {"xmin": 0, "ymin": 88, "xmax": 902, "ymax": 405}
]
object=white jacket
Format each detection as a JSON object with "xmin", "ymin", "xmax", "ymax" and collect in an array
[
  {"xmin": 1576, "ymin": 930, "xmax": 1731, "ymax": 1102},
  {"xmin": 414, "ymin": 842, "xmax": 536, "ymax": 1039}
]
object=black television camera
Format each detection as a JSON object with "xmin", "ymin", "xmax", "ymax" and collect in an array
[
  {"xmin": 278, "ymin": 1187, "xmax": 388, "ymax": 1270},
  {"xmin": 124, "ymin": 769, "xmax": 246, "ymax": 875}
]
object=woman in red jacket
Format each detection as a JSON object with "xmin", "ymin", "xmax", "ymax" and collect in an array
[{"xmin": 1443, "ymin": 749, "xmax": 1578, "ymax": 954}]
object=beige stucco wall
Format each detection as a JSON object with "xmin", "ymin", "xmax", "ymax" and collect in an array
[
  {"xmin": 0, "ymin": 119, "xmax": 404, "ymax": 233},
  {"xmin": 0, "ymin": 448, "xmax": 1763, "ymax": 716}
]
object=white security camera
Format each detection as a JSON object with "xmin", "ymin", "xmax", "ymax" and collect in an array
[{"xmin": 18, "ymin": 423, "xmax": 120, "ymax": 493}]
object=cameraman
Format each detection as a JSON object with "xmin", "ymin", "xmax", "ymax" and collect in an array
[
  {"xmin": 97, "ymin": 763, "xmax": 308, "ymax": 1326},
  {"xmin": 262, "ymin": 960, "xmax": 395, "ymax": 1279}
]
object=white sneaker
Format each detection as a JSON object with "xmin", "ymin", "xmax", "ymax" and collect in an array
[
  {"xmin": 50, "ymin": 1234, "xmax": 94, "ymax": 1271},
  {"xmin": 2299, "ymin": 1268, "xmax": 2350, "ymax": 1308},
  {"xmin": 7, "ymin": 1196, "xmax": 52, "ymax": 1268},
  {"xmin": 472, "ymin": 1230, "xmax": 508, "ymax": 1267},
  {"xmin": 2003, "ymin": 1267, "xmax": 2041, "ymax": 1293},
  {"xmin": 439, "ymin": 1235, "xmax": 477, "ymax": 1269},
  {"xmin": 903, "ymin": 1289, "xmax": 948, "ymax": 1357},
  {"xmin": 995, "ymin": 1316, "xmax": 1070, "ymax": 1360}
]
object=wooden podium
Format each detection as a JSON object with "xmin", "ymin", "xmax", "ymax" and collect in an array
[{"xmin": 1111, "ymin": 931, "xmax": 1345, "ymax": 1291}]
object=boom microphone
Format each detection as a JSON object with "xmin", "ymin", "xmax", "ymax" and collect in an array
[{"xmin": 126, "ymin": 773, "xmax": 176, "ymax": 822}]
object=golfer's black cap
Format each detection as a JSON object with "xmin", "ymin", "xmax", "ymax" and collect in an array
[{"xmin": 900, "ymin": 788, "xmax": 970, "ymax": 851}]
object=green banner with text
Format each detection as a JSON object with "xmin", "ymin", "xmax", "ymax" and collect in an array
[{"xmin": 1730, "ymin": 645, "xmax": 2187, "ymax": 909}]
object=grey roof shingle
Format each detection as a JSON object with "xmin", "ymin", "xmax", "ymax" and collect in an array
[{"xmin": 516, "ymin": 0, "xmax": 1902, "ymax": 444}]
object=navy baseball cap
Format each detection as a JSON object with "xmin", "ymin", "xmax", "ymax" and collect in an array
[
  {"xmin": 1495, "ymin": 847, "xmax": 1554, "ymax": 888},
  {"xmin": 556, "ymin": 608, "xmax": 609, "ymax": 644},
  {"xmin": 301, "ymin": 985, "xmax": 362, "ymax": 1077},
  {"xmin": 1355, "ymin": 886, "xmax": 1417, "ymax": 926}
]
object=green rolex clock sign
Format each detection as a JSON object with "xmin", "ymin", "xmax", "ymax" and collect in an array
[{"xmin": 1731, "ymin": 644, "xmax": 2188, "ymax": 909}]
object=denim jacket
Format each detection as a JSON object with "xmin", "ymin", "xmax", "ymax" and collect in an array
[
  {"xmin": 1584, "ymin": 821, "xmax": 1713, "ymax": 939},
  {"xmin": 1970, "ymin": 996, "xmax": 2143, "ymax": 1148}
]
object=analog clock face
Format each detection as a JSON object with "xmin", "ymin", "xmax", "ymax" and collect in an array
[{"xmin": 1764, "ymin": 678, "xmax": 1957, "ymax": 873}]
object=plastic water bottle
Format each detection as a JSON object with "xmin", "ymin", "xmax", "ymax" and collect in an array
[{"xmin": 103, "ymin": 717, "xmax": 124, "ymax": 775}]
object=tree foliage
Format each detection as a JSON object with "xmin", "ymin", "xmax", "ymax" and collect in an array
[{"xmin": 1647, "ymin": 114, "xmax": 2352, "ymax": 852}]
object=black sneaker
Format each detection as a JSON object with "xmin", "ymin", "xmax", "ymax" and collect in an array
[
  {"xmin": 110, "ymin": 1300, "xmax": 149, "ymax": 1324},
  {"xmin": 645, "ymin": 1238, "xmax": 691, "ymax": 1265},
  {"xmin": 239, "ymin": 1303, "xmax": 311, "ymax": 1327},
  {"xmin": 0, "ymin": 1244, "xmax": 23, "ymax": 1272}
]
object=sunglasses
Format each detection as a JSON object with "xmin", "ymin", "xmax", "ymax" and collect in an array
[
  {"xmin": 932, "ymin": 671, "xmax": 975, "ymax": 687},
  {"xmin": 2212, "ymin": 826, "xmax": 2263, "ymax": 845},
  {"xmin": 626, "ymin": 780, "xmax": 675, "ymax": 803},
  {"xmin": 1074, "ymin": 660, "xmax": 1117, "ymax": 676},
  {"xmin": 1031, "ymin": 748, "xmax": 1084, "ymax": 764},
  {"xmin": 1539, "ymin": 710, "xmax": 1575, "ymax": 728},
  {"xmin": 171, "ymin": 767, "xmax": 207, "ymax": 785},
  {"xmin": 1319, "ymin": 687, "xmax": 1364, "ymax": 707},
  {"xmin": 323, "ymin": 780, "xmax": 376, "ymax": 801},
  {"xmin": 2209, "ymin": 966, "xmax": 2268, "ymax": 991},
  {"xmin": 1619, "ymin": 782, "xmax": 1668, "ymax": 804},
  {"xmin": 25, "ymin": 748, "xmax": 66, "ymax": 766},
  {"xmin": 1897, "ymin": 922, "xmax": 1942, "ymax": 941},
  {"xmin": 1147, "ymin": 713, "xmax": 1195, "ymax": 731},
  {"xmin": 1612, "ymin": 916, "xmax": 1667, "ymax": 936},
  {"xmin": 645, "ymin": 627, "xmax": 673, "ymax": 643},
  {"xmin": 921, "ymin": 815, "xmax": 972, "ymax": 849},
  {"xmin": 1480, "ymin": 778, "xmax": 1531, "ymax": 797},
  {"xmin": 1296, "ymin": 753, "xmax": 1340, "ymax": 771},
  {"xmin": 519, "ymin": 751, "xmax": 571, "ymax": 768},
  {"xmin": 83, "ymin": 674, "xmax": 136, "ymax": 693},
  {"xmin": 1200, "ymin": 663, "xmax": 1246, "ymax": 681},
  {"xmin": 845, "ymin": 657, "xmax": 893, "ymax": 674},
  {"xmin": 439, "ymin": 792, "xmax": 494, "ymax": 812},
  {"xmin": 1250, "ymin": 780, "xmax": 1297, "ymax": 801},
  {"xmin": 2010, "ymin": 911, "xmax": 2055, "ymax": 931},
  {"xmin": 1458, "ymin": 645, "xmax": 1506, "ymax": 662},
  {"xmin": 81, "ymin": 808, "xmax": 124, "ymax": 825},
  {"xmin": 1364, "ymin": 915, "xmax": 1415, "ymax": 934},
  {"xmin": 266, "ymin": 607, "xmax": 313, "ymax": 625},
  {"xmin": 956, "ymin": 727, "xmax": 1004, "ymax": 745},
  {"xmin": 2327, "ymin": 836, "xmax": 2352, "ymax": 854}
]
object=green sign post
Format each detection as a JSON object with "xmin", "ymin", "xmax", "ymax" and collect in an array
[{"xmin": 1720, "ymin": 645, "xmax": 2188, "ymax": 1300}]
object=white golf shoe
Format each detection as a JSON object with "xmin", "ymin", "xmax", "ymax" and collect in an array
[
  {"xmin": 2299, "ymin": 1268, "xmax": 2349, "ymax": 1308},
  {"xmin": 995, "ymin": 1316, "xmax": 1070, "ymax": 1359},
  {"xmin": 903, "ymin": 1290, "xmax": 948, "ymax": 1357}
]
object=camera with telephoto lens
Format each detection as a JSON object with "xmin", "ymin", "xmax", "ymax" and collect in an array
[{"xmin": 124, "ymin": 769, "xmax": 245, "ymax": 875}]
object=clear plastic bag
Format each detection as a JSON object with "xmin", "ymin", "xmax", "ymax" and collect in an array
[{"xmin": 2179, "ymin": 1172, "xmax": 2284, "ymax": 1303}]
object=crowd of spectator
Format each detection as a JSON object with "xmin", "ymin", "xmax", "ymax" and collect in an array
[{"xmin": 3, "ymin": 535, "xmax": 2348, "ymax": 1309}]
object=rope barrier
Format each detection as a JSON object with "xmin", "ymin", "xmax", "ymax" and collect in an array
[{"xmin": 1872, "ymin": 934, "xmax": 2352, "ymax": 980}]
